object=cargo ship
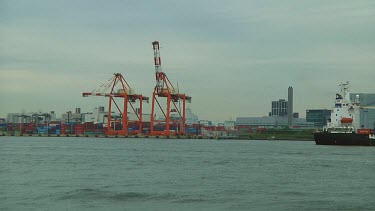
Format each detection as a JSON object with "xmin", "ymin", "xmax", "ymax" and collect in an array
[{"xmin": 314, "ymin": 82, "xmax": 375, "ymax": 146}]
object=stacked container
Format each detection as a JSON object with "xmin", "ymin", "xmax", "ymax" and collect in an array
[{"xmin": 74, "ymin": 124, "xmax": 84, "ymax": 134}]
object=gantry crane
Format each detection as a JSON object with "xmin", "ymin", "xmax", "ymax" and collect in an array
[
  {"xmin": 150, "ymin": 41, "xmax": 191, "ymax": 136},
  {"xmin": 83, "ymin": 73, "xmax": 149, "ymax": 135}
]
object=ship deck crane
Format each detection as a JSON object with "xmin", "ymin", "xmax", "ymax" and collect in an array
[
  {"xmin": 361, "ymin": 106, "xmax": 375, "ymax": 109},
  {"xmin": 83, "ymin": 73, "xmax": 149, "ymax": 135},
  {"xmin": 150, "ymin": 41, "xmax": 191, "ymax": 136}
]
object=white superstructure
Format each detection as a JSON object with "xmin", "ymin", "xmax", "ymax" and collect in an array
[{"xmin": 324, "ymin": 82, "xmax": 361, "ymax": 132}]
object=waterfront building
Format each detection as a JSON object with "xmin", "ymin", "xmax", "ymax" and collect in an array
[
  {"xmin": 306, "ymin": 109, "xmax": 332, "ymax": 128},
  {"xmin": 80, "ymin": 106, "xmax": 108, "ymax": 123},
  {"xmin": 170, "ymin": 108, "xmax": 198, "ymax": 125},
  {"xmin": 185, "ymin": 108, "xmax": 198, "ymax": 125},
  {"xmin": 6, "ymin": 113, "xmax": 20, "ymax": 123},
  {"xmin": 62, "ymin": 110, "xmax": 85, "ymax": 123},
  {"xmin": 236, "ymin": 116, "xmax": 314, "ymax": 129},
  {"xmin": 224, "ymin": 121, "xmax": 236, "ymax": 131},
  {"xmin": 199, "ymin": 120, "xmax": 213, "ymax": 127},
  {"xmin": 158, "ymin": 108, "xmax": 198, "ymax": 125},
  {"xmin": 6, "ymin": 111, "xmax": 56, "ymax": 123},
  {"xmin": 351, "ymin": 93, "xmax": 375, "ymax": 129}
]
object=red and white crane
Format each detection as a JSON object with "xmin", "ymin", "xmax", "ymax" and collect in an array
[{"xmin": 150, "ymin": 41, "xmax": 191, "ymax": 136}]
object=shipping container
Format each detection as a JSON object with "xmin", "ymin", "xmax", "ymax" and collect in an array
[
  {"xmin": 95, "ymin": 124, "xmax": 104, "ymax": 129},
  {"xmin": 37, "ymin": 129, "xmax": 47, "ymax": 134},
  {"xmin": 357, "ymin": 129, "xmax": 373, "ymax": 135},
  {"xmin": 186, "ymin": 128, "xmax": 198, "ymax": 133}
]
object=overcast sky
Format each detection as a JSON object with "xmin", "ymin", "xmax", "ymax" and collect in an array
[{"xmin": 1, "ymin": 0, "xmax": 375, "ymax": 122}]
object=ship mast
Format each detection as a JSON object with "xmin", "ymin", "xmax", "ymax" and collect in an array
[{"xmin": 339, "ymin": 81, "xmax": 350, "ymax": 102}]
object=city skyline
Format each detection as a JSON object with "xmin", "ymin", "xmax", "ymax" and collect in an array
[{"xmin": 1, "ymin": 1, "xmax": 375, "ymax": 122}]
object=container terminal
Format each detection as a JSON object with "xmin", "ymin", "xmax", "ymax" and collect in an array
[
  {"xmin": 2, "ymin": 41, "xmax": 375, "ymax": 139},
  {"xmin": 0, "ymin": 41, "xmax": 234, "ymax": 139}
]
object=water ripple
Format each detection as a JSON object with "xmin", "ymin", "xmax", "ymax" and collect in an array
[{"xmin": 58, "ymin": 188, "xmax": 207, "ymax": 203}]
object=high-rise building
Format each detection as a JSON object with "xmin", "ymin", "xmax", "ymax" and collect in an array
[
  {"xmin": 271, "ymin": 99, "xmax": 288, "ymax": 116},
  {"xmin": 269, "ymin": 86, "xmax": 295, "ymax": 128}
]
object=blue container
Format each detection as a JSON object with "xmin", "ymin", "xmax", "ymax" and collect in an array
[
  {"xmin": 93, "ymin": 123, "xmax": 103, "ymax": 129},
  {"xmin": 142, "ymin": 128, "xmax": 150, "ymax": 133},
  {"xmin": 170, "ymin": 126, "xmax": 177, "ymax": 130},
  {"xmin": 186, "ymin": 128, "xmax": 198, "ymax": 134},
  {"xmin": 37, "ymin": 129, "xmax": 47, "ymax": 134}
]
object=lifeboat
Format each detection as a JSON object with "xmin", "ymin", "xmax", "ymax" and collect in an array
[{"xmin": 341, "ymin": 117, "xmax": 353, "ymax": 123}]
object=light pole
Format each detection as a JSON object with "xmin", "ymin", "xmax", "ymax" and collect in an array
[
  {"xmin": 364, "ymin": 109, "xmax": 368, "ymax": 128},
  {"xmin": 46, "ymin": 114, "xmax": 49, "ymax": 135},
  {"xmin": 18, "ymin": 115, "xmax": 21, "ymax": 135},
  {"xmin": 82, "ymin": 113, "xmax": 86, "ymax": 134},
  {"xmin": 80, "ymin": 112, "xmax": 91, "ymax": 134},
  {"xmin": 102, "ymin": 115, "xmax": 107, "ymax": 135},
  {"xmin": 80, "ymin": 113, "xmax": 85, "ymax": 124},
  {"xmin": 67, "ymin": 111, "xmax": 72, "ymax": 134}
]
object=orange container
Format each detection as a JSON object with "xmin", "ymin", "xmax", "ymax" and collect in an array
[{"xmin": 357, "ymin": 129, "xmax": 371, "ymax": 135}]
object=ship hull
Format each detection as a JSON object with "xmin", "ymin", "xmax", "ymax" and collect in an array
[{"xmin": 314, "ymin": 132, "xmax": 374, "ymax": 146}]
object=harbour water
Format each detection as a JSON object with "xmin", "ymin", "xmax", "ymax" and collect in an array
[{"xmin": 1, "ymin": 137, "xmax": 375, "ymax": 210}]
